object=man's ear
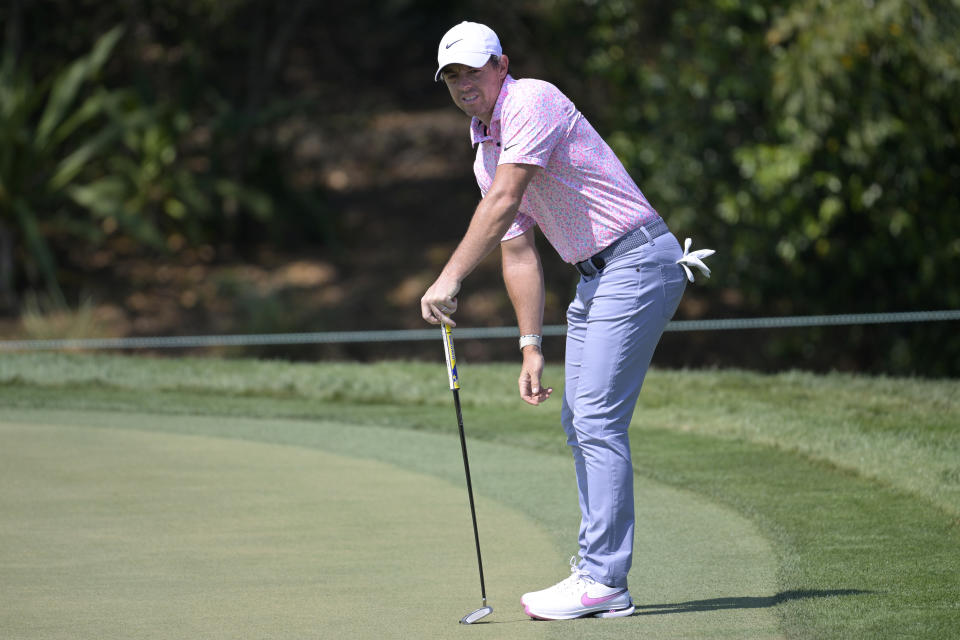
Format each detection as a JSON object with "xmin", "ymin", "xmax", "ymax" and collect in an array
[{"xmin": 499, "ymin": 54, "xmax": 510, "ymax": 79}]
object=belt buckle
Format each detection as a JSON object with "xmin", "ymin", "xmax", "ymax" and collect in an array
[{"xmin": 576, "ymin": 255, "xmax": 605, "ymax": 277}]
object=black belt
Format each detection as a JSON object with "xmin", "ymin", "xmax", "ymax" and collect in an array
[{"xmin": 575, "ymin": 217, "xmax": 670, "ymax": 277}]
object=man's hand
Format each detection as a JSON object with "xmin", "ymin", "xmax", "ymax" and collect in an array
[
  {"xmin": 421, "ymin": 274, "xmax": 460, "ymax": 326},
  {"xmin": 518, "ymin": 347, "xmax": 553, "ymax": 405}
]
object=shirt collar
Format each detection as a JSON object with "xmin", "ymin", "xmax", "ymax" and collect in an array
[{"xmin": 469, "ymin": 74, "xmax": 516, "ymax": 147}]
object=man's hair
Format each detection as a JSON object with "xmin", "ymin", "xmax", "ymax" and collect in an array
[{"xmin": 440, "ymin": 55, "xmax": 503, "ymax": 80}]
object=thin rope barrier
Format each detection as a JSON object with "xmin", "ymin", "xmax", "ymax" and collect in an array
[{"xmin": 1, "ymin": 310, "xmax": 957, "ymax": 352}]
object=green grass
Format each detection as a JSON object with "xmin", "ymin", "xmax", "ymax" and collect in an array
[
  {"xmin": 1, "ymin": 352, "xmax": 958, "ymax": 638},
  {"xmin": 3, "ymin": 353, "xmax": 956, "ymax": 515},
  {"xmin": 2, "ymin": 411, "xmax": 784, "ymax": 640},
  {"xmin": 1, "ymin": 418, "xmax": 568, "ymax": 639}
]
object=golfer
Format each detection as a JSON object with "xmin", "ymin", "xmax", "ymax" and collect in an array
[{"xmin": 421, "ymin": 21, "xmax": 710, "ymax": 621}]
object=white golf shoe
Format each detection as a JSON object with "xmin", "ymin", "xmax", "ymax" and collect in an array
[{"xmin": 521, "ymin": 557, "xmax": 635, "ymax": 620}]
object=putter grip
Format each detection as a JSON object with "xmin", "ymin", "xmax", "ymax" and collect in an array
[{"xmin": 441, "ymin": 324, "xmax": 460, "ymax": 390}]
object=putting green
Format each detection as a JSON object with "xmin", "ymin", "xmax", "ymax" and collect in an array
[{"xmin": 1, "ymin": 410, "xmax": 783, "ymax": 639}]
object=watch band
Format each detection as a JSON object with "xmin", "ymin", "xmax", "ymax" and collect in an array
[{"xmin": 519, "ymin": 334, "xmax": 542, "ymax": 351}]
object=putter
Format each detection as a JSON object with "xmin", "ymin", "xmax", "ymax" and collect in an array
[{"xmin": 441, "ymin": 324, "xmax": 493, "ymax": 625}]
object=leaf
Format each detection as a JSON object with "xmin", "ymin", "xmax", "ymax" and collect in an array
[
  {"xmin": 85, "ymin": 25, "xmax": 125, "ymax": 74},
  {"xmin": 34, "ymin": 26, "xmax": 124, "ymax": 150},
  {"xmin": 47, "ymin": 122, "xmax": 123, "ymax": 191},
  {"xmin": 66, "ymin": 176, "xmax": 128, "ymax": 217},
  {"xmin": 46, "ymin": 89, "xmax": 116, "ymax": 150},
  {"xmin": 12, "ymin": 198, "xmax": 63, "ymax": 304}
]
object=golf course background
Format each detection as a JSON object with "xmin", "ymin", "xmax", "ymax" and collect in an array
[
  {"xmin": 1, "ymin": 353, "xmax": 957, "ymax": 639},
  {"xmin": 4, "ymin": 2, "xmax": 958, "ymax": 636},
  {"xmin": 3, "ymin": 0, "xmax": 959, "ymax": 375}
]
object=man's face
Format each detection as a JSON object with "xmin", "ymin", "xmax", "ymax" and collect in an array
[{"xmin": 440, "ymin": 57, "xmax": 508, "ymax": 125}]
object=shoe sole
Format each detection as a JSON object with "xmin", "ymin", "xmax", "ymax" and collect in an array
[
  {"xmin": 594, "ymin": 604, "xmax": 635, "ymax": 618},
  {"xmin": 523, "ymin": 601, "xmax": 635, "ymax": 621}
]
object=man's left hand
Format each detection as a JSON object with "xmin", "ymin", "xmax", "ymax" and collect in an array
[{"xmin": 519, "ymin": 348, "xmax": 553, "ymax": 405}]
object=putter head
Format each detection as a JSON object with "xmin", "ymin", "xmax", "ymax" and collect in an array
[{"xmin": 460, "ymin": 606, "xmax": 493, "ymax": 624}]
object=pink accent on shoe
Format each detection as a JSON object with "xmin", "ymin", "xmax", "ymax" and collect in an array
[
  {"xmin": 581, "ymin": 589, "xmax": 627, "ymax": 607},
  {"xmin": 523, "ymin": 603, "xmax": 547, "ymax": 620}
]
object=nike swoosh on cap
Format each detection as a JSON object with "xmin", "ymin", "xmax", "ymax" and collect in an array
[
  {"xmin": 445, "ymin": 38, "xmax": 463, "ymax": 49},
  {"xmin": 581, "ymin": 590, "xmax": 627, "ymax": 607}
]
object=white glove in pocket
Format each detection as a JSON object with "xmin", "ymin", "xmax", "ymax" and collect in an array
[{"xmin": 676, "ymin": 238, "xmax": 716, "ymax": 283}]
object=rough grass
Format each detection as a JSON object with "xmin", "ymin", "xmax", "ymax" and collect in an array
[
  {"xmin": 2, "ymin": 353, "xmax": 956, "ymax": 515},
  {"xmin": 1, "ymin": 352, "xmax": 958, "ymax": 639}
]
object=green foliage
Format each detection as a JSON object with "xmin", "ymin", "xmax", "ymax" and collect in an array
[
  {"xmin": 543, "ymin": 0, "xmax": 960, "ymax": 373},
  {"xmin": 750, "ymin": 0, "xmax": 960, "ymax": 307},
  {"xmin": 2, "ymin": 1, "xmax": 957, "ymax": 373},
  {"xmin": 0, "ymin": 26, "xmax": 127, "ymax": 302},
  {"xmin": 0, "ymin": 22, "xmax": 285, "ymax": 304}
]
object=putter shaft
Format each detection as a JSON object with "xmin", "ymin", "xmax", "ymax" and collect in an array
[
  {"xmin": 441, "ymin": 324, "xmax": 491, "ymax": 622},
  {"xmin": 452, "ymin": 386, "xmax": 487, "ymax": 605}
]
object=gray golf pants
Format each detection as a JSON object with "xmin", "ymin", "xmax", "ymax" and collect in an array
[{"xmin": 561, "ymin": 231, "xmax": 687, "ymax": 589}]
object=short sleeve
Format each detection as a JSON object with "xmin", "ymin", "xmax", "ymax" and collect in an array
[
  {"xmin": 498, "ymin": 82, "xmax": 574, "ymax": 168},
  {"xmin": 500, "ymin": 211, "xmax": 536, "ymax": 242}
]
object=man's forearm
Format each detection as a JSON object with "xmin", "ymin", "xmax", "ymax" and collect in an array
[
  {"xmin": 502, "ymin": 229, "xmax": 545, "ymax": 338},
  {"xmin": 421, "ymin": 163, "xmax": 539, "ymax": 326},
  {"xmin": 441, "ymin": 189, "xmax": 521, "ymax": 284},
  {"xmin": 503, "ymin": 229, "xmax": 552, "ymax": 405}
]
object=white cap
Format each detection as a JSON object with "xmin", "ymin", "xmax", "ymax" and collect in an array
[{"xmin": 435, "ymin": 21, "xmax": 502, "ymax": 82}]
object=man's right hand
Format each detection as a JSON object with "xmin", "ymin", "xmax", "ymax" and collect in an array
[
  {"xmin": 518, "ymin": 347, "xmax": 553, "ymax": 405},
  {"xmin": 421, "ymin": 274, "xmax": 461, "ymax": 326}
]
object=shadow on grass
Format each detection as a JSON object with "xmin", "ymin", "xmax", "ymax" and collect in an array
[
  {"xmin": 635, "ymin": 589, "xmax": 874, "ymax": 615},
  {"xmin": 466, "ymin": 590, "xmax": 876, "ymax": 625}
]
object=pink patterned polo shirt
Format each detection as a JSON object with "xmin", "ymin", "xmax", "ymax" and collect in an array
[{"xmin": 470, "ymin": 75, "xmax": 661, "ymax": 264}]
